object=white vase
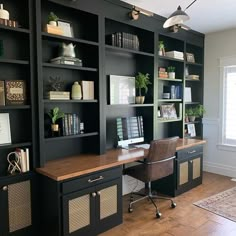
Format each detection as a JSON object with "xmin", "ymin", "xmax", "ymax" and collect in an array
[
  {"xmin": 71, "ymin": 81, "xmax": 82, "ymax": 100},
  {"xmin": 168, "ymin": 72, "xmax": 175, "ymax": 79},
  {"xmin": 49, "ymin": 21, "xmax": 57, "ymax": 26},
  {"xmin": 0, "ymin": 4, "xmax": 9, "ymax": 20}
]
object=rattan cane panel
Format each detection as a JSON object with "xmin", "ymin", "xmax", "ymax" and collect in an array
[
  {"xmin": 179, "ymin": 162, "xmax": 188, "ymax": 185},
  {"xmin": 8, "ymin": 180, "xmax": 32, "ymax": 232},
  {"xmin": 100, "ymin": 185, "xmax": 117, "ymax": 220},
  {"xmin": 69, "ymin": 194, "xmax": 90, "ymax": 233},
  {"xmin": 193, "ymin": 157, "xmax": 201, "ymax": 179}
]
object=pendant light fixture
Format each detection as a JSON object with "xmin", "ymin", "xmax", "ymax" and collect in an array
[{"xmin": 163, "ymin": 0, "xmax": 197, "ymax": 29}]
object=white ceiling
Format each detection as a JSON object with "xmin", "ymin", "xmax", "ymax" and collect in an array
[{"xmin": 121, "ymin": 0, "xmax": 236, "ymax": 34}]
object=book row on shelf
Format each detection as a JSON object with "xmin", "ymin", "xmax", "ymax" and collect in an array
[
  {"xmin": 0, "ymin": 80, "xmax": 26, "ymax": 106},
  {"xmin": 106, "ymin": 32, "xmax": 140, "ymax": 50}
]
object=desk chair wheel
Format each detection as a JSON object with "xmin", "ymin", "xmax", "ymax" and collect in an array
[
  {"xmin": 128, "ymin": 207, "xmax": 133, "ymax": 213},
  {"xmin": 156, "ymin": 211, "xmax": 162, "ymax": 218},
  {"xmin": 171, "ymin": 202, "xmax": 176, "ymax": 208}
]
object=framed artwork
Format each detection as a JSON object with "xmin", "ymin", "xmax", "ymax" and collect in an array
[
  {"xmin": 186, "ymin": 53, "xmax": 195, "ymax": 63},
  {"xmin": 5, "ymin": 80, "xmax": 26, "ymax": 105},
  {"xmin": 109, "ymin": 75, "xmax": 135, "ymax": 104},
  {"xmin": 0, "ymin": 113, "xmax": 11, "ymax": 145},
  {"xmin": 187, "ymin": 124, "xmax": 196, "ymax": 137},
  {"xmin": 57, "ymin": 20, "xmax": 74, "ymax": 37},
  {"xmin": 160, "ymin": 103, "xmax": 177, "ymax": 119}
]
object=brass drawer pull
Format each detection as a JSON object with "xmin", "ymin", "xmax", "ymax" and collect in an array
[
  {"xmin": 88, "ymin": 176, "xmax": 104, "ymax": 183},
  {"xmin": 188, "ymin": 150, "xmax": 196, "ymax": 154}
]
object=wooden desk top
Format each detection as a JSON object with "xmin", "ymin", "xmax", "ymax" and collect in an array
[{"xmin": 36, "ymin": 138, "xmax": 206, "ymax": 181}]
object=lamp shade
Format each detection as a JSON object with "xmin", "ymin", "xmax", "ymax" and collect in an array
[{"xmin": 163, "ymin": 6, "xmax": 190, "ymax": 28}]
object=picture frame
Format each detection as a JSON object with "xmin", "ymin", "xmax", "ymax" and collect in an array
[
  {"xmin": 5, "ymin": 80, "xmax": 26, "ymax": 105},
  {"xmin": 187, "ymin": 124, "xmax": 196, "ymax": 137},
  {"xmin": 0, "ymin": 113, "xmax": 11, "ymax": 145},
  {"xmin": 160, "ymin": 103, "xmax": 177, "ymax": 119},
  {"xmin": 186, "ymin": 53, "xmax": 195, "ymax": 63},
  {"xmin": 57, "ymin": 19, "xmax": 74, "ymax": 37}
]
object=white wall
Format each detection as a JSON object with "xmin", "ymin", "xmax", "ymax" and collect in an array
[{"xmin": 204, "ymin": 28, "xmax": 236, "ymax": 177}]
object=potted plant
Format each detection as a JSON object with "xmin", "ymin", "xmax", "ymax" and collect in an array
[
  {"xmin": 193, "ymin": 104, "xmax": 206, "ymax": 118},
  {"xmin": 47, "ymin": 107, "xmax": 64, "ymax": 134},
  {"xmin": 167, "ymin": 66, "xmax": 175, "ymax": 79},
  {"xmin": 185, "ymin": 107, "xmax": 194, "ymax": 122},
  {"xmin": 135, "ymin": 72, "xmax": 152, "ymax": 104},
  {"xmin": 158, "ymin": 41, "xmax": 165, "ymax": 56},
  {"xmin": 48, "ymin": 12, "xmax": 59, "ymax": 26}
]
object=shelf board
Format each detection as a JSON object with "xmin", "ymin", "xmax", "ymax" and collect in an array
[
  {"xmin": 158, "ymin": 77, "xmax": 182, "ymax": 82},
  {"xmin": 0, "ymin": 105, "xmax": 31, "ymax": 110},
  {"xmin": 45, "ymin": 132, "xmax": 99, "ymax": 142},
  {"xmin": 157, "ymin": 118, "xmax": 182, "ymax": 123},
  {"xmin": 107, "ymin": 103, "xmax": 154, "ymax": 107},
  {"xmin": 0, "ymin": 25, "xmax": 30, "ymax": 34},
  {"xmin": 185, "ymin": 102, "xmax": 200, "ymax": 105},
  {"xmin": 158, "ymin": 99, "xmax": 182, "ymax": 102},
  {"xmin": 105, "ymin": 45, "xmax": 154, "ymax": 57},
  {"xmin": 0, "ymin": 58, "xmax": 29, "ymax": 65},
  {"xmin": 186, "ymin": 62, "xmax": 203, "ymax": 66},
  {"xmin": 42, "ymin": 32, "xmax": 99, "ymax": 46},
  {"xmin": 44, "ymin": 99, "xmax": 98, "ymax": 103},
  {"xmin": 43, "ymin": 63, "xmax": 98, "ymax": 71},
  {"xmin": 158, "ymin": 55, "xmax": 184, "ymax": 63},
  {"xmin": 0, "ymin": 142, "xmax": 32, "ymax": 150},
  {"xmin": 185, "ymin": 121, "xmax": 201, "ymax": 125},
  {"xmin": 185, "ymin": 79, "xmax": 201, "ymax": 82}
]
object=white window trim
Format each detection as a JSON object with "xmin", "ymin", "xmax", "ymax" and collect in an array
[{"xmin": 218, "ymin": 55, "xmax": 236, "ymax": 151}]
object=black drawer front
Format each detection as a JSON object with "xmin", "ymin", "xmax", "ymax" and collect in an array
[
  {"xmin": 61, "ymin": 166, "xmax": 122, "ymax": 194},
  {"xmin": 177, "ymin": 145, "xmax": 203, "ymax": 160}
]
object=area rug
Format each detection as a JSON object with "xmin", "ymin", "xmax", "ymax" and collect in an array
[{"xmin": 193, "ymin": 186, "xmax": 236, "ymax": 222}]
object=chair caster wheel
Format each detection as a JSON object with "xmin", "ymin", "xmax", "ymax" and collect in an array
[
  {"xmin": 156, "ymin": 211, "xmax": 162, "ymax": 218},
  {"xmin": 130, "ymin": 196, "xmax": 134, "ymax": 202},
  {"xmin": 128, "ymin": 207, "xmax": 133, "ymax": 213},
  {"xmin": 171, "ymin": 202, "xmax": 177, "ymax": 208}
]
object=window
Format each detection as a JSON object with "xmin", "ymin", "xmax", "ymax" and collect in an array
[{"xmin": 220, "ymin": 56, "xmax": 236, "ymax": 147}]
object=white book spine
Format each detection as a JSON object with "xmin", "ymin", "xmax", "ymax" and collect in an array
[
  {"xmin": 26, "ymin": 148, "xmax": 30, "ymax": 171},
  {"xmin": 20, "ymin": 149, "xmax": 27, "ymax": 173}
]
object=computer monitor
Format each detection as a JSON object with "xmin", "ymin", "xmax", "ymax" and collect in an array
[{"xmin": 116, "ymin": 116, "xmax": 144, "ymax": 149}]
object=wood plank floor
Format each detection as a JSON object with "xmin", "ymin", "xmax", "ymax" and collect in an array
[{"xmin": 100, "ymin": 172, "xmax": 236, "ymax": 236}]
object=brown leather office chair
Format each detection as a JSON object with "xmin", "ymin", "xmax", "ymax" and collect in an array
[{"xmin": 125, "ymin": 136, "xmax": 179, "ymax": 218}]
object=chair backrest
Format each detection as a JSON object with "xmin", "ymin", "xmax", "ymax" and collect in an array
[{"xmin": 146, "ymin": 136, "xmax": 179, "ymax": 181}]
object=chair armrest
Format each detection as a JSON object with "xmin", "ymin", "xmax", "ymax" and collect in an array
[{"xmin": 146, "ymin": 155, "xmax": 176, "ymax": 165}]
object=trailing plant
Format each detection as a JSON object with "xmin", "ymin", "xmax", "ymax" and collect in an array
[
  {"xmin": 48, "ymin": 107, "xmax": 64, "ymax": 124},
  {"xmin": 48, "ymin": 12, "xmax": 59, "ymax": 22},
  {"xmin": 135, "ymin": 72, "xmax": 152, "ymax": 96}
]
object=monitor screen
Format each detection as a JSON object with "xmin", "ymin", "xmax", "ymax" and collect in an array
[{"xmin": 116, "ymin": 116, "xmax": 144, "ymax": 148}]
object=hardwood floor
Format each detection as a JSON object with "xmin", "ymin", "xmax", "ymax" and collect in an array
[{"xmin": 100, "ymin": 172, "xmax": 236, "ymax": 236}]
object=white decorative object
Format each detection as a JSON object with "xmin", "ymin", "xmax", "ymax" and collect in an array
[
  {"xmin": 0, "ymin": 113, "xmax": 11, "ymax": 144},
  {"xmin": 71, "ymin": 81, "xmax": 82, "ymax": 100},
  {"xmin": 0, "ymin": 4, "xmax": 9, "ymax": 20},
  {"xmin": 168, "ymin": 72, "xmax": 175, "ymax": 79},
  {"xmin": 61, "ymin": 43, "xmax": 76, "ymax": 58}
]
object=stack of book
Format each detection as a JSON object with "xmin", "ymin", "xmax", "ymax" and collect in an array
[
  {"xmin": 15, "ymin": 148, "xmax": 30, "ymax": 173},
  {"xmin": 158, "ymin": 67, "xmax": 168, "ymax": 78},
  {"xmin": 165, "ymin": 51, "xmax": 184, "ymax": 60},
  {"xmin": 46, "ymin": 91, "xmax": 70, "ymax": 100},
  {"xmin": 81, "ymin": 81, "xmax": 94, "ymax": 100},
  {"xmin": 45, "ymin": 24, "xmax": 63, "ymax": 36},
  {"xmin": 50, "ymin": 56, "xmax": 83, "ymax": 66},
  {"xmin": 106, "ymin": 32, "xmax": 140, "ymax": 51},
  {"xmin": 0, "ymin": 18, "xmax": 18, "ymax": 27},
  {"xmin": 61, "ymin": 113, "xmax": 80, "ymax": 136}
]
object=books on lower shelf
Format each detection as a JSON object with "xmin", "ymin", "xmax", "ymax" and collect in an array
[
  {"xmin": 81, "ymin": 81, "xmax": 94, "ymax": 100},
  {"xmin": 165, "ymin": 51, "xmax": 184, "ymax": 60},
  {"xmin": 61, "ymin": 113, "xmax": 80, "ymax": 136}
]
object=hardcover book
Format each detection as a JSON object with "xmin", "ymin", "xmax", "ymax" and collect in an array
[
  {"xmin": 82, "ymin": 81, "xmax": 94, "ymax": 100},
  {"xmin": 0, "ymin": 80, "xmax": 5, "ymax": 105},
  {"xmin": 5, "ymin": 80, "xmax": 26, "ymax": 105}
]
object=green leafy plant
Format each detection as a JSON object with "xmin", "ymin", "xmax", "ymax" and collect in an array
[
  {"xmin": 167, "ymin": 66, "xmax": 175, "ymax": 73},
  {"xmin": 48, "ymin": 107, "xmax": 64, "ymax": 124},
  {"xmin": 192, "ymin": 104, "xmax": 206, "ymax": 117},
  {"xmin": 158, "ymin": 41, "xmax": 165, "ymax": 50},
  {"xmin": 135, "ymin": 72, "xmax": 152, "ymax": 96},
  {"xmin": 48, "ymin": 12, "xmax": 59, "ymax": 22},
  {"xmin": 185, "ymin": 107, "xmax": 194, "ymax": 116}
]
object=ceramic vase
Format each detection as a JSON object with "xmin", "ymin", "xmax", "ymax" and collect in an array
[{"xmin": 71, "ymin": 81, "xmax": 82, "ymax": 100}]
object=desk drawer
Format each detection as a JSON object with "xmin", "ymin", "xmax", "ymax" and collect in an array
[
  {"xmin": 61, "ymin": 166, "xmax": 122, "ymax": 194},
  {"xmin": 177, "ymin": 145, "xmax": 203, "ymax": 160}
]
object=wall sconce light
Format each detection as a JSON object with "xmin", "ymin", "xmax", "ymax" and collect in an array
[{"xmin": 129, "ymin": 6, "xmax": 153, "ymax": 21}]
